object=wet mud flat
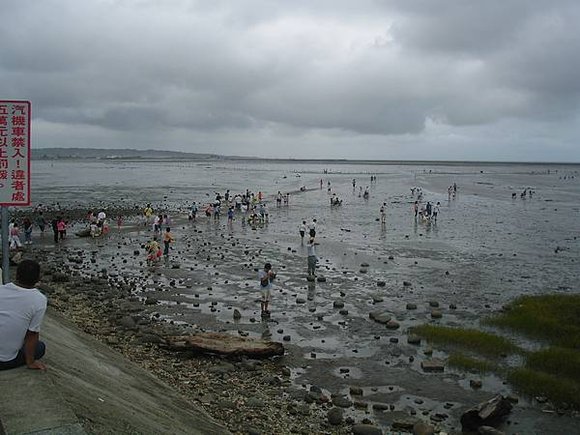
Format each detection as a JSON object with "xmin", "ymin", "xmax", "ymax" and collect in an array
[{"xmin": 21, "ymin": 160, "xmax": 580, "ymax": 434}]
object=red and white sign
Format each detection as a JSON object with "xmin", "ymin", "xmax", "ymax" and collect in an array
[{"xmin": 0, "ymin": 100, "xmax": 31, "ymax": 206}]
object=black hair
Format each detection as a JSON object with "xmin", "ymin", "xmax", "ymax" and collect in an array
[
  {"xmin": 16, "ymin": 259, "xmax": 41, "ymax": 287},
  {"xmin": 264, "ymin": 263, "xmax": 272, "ymax": 270}
]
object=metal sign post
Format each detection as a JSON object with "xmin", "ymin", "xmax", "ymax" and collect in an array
[{"xmin": 0, "ymin": 100, "xmax": 32, "ymax": 283}]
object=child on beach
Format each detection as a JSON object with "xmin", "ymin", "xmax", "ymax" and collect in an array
[
  {"xmin": 259, "ymin": 263, "xmax": 276, "ymax": 316},
  {"xmin": 163, "ymin": 227, "xmax": 174, "ymax": 257},
  {"xmin": 57, "ymin": 218, "xmax": 67, "ymax": 240},
  {"xmin": 146, "ymin": 236, "xmax": 162, "ymax": 263},
  {"xmin": 9, "ymin": 223, "xmax": 23, "ymax": 250}
]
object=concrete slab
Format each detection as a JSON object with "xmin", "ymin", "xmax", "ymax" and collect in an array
[
  {"xmin": 0, "ymin": 309, "xmax": 228, "ymax": 435},
  {"xmin": 0, "ymin": 367, "xmax": 82, "ymax": 435}
]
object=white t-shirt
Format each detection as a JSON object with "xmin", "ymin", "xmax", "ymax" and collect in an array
[{"xmin": 0, "ymin": 283, "xmax": 47, "ymax": 361}]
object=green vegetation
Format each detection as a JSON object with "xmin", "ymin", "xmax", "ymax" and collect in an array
[
  {"xmin": 410, "ymin": 325, "xmax": 518, "ymax": 357},
  {"xmin": 486, "ymin": 294, "xmax": 580, "ymax": 349},
  {"xmin": 412, "ymin": 294, "xmax": 580, "ymax": 409},
  {"xmin": 508, "ymin": 368, "xmax": 580, "ymax": 408},
  {"xmin": 448, "ymin": 352, "xmax": 498, "ymax": 373},
  {"xmin": 526, "ymin": 347, "xmax": 580, "ymax": 383}
]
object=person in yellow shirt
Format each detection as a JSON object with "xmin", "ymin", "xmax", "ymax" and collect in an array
[
  {"xmin": 146, "ymin": 236, "xmax": 162, "ymax": 263},
  {"xmin": 163, "ymin": 227, "xmax": 174, "ymax": 257}
]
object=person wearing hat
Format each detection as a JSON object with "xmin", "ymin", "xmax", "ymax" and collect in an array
[{"xmin": 0, "ymin": 260, "xmax": 47, "ymax": 371}]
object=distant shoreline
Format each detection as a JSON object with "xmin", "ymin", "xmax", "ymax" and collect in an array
[{"xmin": 31, "ymin": 147, "xmax": 580, "ymax": 166}]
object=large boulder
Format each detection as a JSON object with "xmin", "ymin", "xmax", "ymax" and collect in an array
[{"xmin": 460, "ymin": 395, "xmax": 513, "ymax": 431}]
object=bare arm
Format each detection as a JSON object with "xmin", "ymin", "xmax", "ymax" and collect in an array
[{"xmin": 24, "ymin": 330, "xmax": 46, "ymax": 370}]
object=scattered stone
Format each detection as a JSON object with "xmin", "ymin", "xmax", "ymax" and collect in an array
[
  {"xmin": 385, "ymin": 320, "xmax": 400, "ymax": 330},
  {"xmin": 470, "ymin": 379, "xmax": 483, "ymax": 389},
  {"xmin": 430, "ymin": 309, "xmax": 443, "ymax": 319},
  {"xmin": 413, "ymin": 421, "xmax": 435, "ymax": 435},
  {"xmin": 407, "ymin": 335, "xmax": 421, "ymax": 345},
  {"xmin": 428, "ymin": 301, "xmax": 439, "ymax": 307},
  {"xmin": 403, "ymin": 281, "xmax": 412, "ymax": 287},
  {"xmin": 316, "ymin": 276, "xmax": 326, "ymax": 282},
  {"xmin": 460, "ymin": 394, "xmax": 513, "ymax": 432},
  {"xmin": 296, "ymin": 297, "xmax": 306, "ymax": 304},
  {"xmin": 390, "ymin": 413, "xmax": 419, "ymax": 431},
  {"xmin": 233, "ymin": 309, "xmax": 241, "ymax": 320},
  {"xmin": 389, "ymin": 337, "xmax": 398, "ymax": 343},
  {"xmin": 478, "ymin": 426, "xmax": 506, "ymax": 435},
  {"xmin": 353, "ymin": 400, "xmax": 367, "ymax": 409},
  {"xmin": 332, "ymin": 395, "xmax": 353, "ymax": 408},
  {"xmin": 352, "ymin": 424, "xmax": 383, "ymax": 435},
  {"xmin": 369, "ymin": 311, "xmax": 392, "ymax": 324},
  {"xmin": 350, "ymin": 386, "xmax": 363, "ymax": 396},
  {"xmin": 333, "ymin": 300, "xmax": 345, "ymax": 309},
  {"xmin": 406, "ymin": 303, "xmax": 417, "ymax": 310},
  {"xmin": 327, "ymin": 407, "xmax": 343, "ymax": 425},
  {"xmin": 377, "ymin": 281, "xmax": 386, "ymax": 287},
  {"xmin": 421, "ymin": 359, "xmax": 445, "ymax": 373}
]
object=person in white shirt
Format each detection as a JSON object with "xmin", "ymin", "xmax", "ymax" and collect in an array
[
  {"xmin": 0, "ymin": 260, "xmax": 47, "ymax": 371},
  {"xmin": 307, "ymin": 238, "xmax": 318, "ymax": 277},
  {"xmin": 433, "ymin": 202, "xmax": 441, "ymax": 222},
  {"xmin": 299, "ymin": 221, "xmax": 306, "ymax": 244}
]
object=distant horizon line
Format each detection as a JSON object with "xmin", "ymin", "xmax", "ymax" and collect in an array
[{"xmin": 33, "ymin": 146, "xmax": 580, "ymax": 166}]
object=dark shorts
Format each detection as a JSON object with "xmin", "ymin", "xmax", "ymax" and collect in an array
[
  {"xmin": 309, "ymin": 229, "xmax": 316, "ymax": 237},
  {"xmin": 299, "ymin": 231, "xmax": 305, "ymax": 237},
  {"xmin": 0, "ymin": 341, "xmax": 46, "ymax": 371}
]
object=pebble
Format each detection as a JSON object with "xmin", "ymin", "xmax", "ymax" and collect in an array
[
  {"xmin": 327, "ymin": 407, "xmax": 343, "ymax": 425},
  {"xmin": 350, "ymin": 386, "xmax": 363, "ymax": 396},
  {"xmin": 333, "ymin": 300, "xmax": 345, "ymax": 309},
  {"xmin": 351, "ymin": 424, "xmax": 383, "ymax": 435}
]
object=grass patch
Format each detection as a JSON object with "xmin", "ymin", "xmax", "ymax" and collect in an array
[
  {"xmin": 508, "ymin": 368, "xmax": 580, "ymax": 408},
  {"xmin": 485, "ymin": 294, "xmax": 580, "ymax": 349},
  {"xmin": 411, "ymin": 325, "xmax": 518, "ymax": 357},
  {"xmin": 525, "ymin": 347, "xmax": 580, "ymax": 383},
  {"xmin": 448, "ymin": 352, "xmax": 498, "ymax": 373}
]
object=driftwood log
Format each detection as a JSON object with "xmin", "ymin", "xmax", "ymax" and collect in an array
[
  {"xmin": 163, "ymin": 333, "xmax": 284, "ymax": 358},
  {"xmin": 461, "ymin": 394, "xmax": 513, "ymax": 431}
]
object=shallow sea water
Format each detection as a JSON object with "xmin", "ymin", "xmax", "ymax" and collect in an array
[{"xmin": 30, "ymin": 159, "xmax": 580, "ymax": 434}]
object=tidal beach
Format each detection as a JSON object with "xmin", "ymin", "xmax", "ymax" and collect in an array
[{"xmin": 16, "ymin": 158, "xmax": 580, "ymax": 434}]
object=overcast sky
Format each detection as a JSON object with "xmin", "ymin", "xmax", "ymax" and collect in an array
[{"xmin": 1, "ymin": 0, "xmax": 579, "ymax": 161}]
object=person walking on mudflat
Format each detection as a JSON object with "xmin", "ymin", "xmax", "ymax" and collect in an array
[
  {"xmin": 299, "ymin": 220, "xmax": 306, "ymax": 244},
  {"xmin": 163, "ymin": 227, "xmax": 174, "ymax": 257},
  {"xmin": 259, "ymin": 263, "xmax": 276, "ymax": 316},
  {"xmin": 307, "ymin": 238, "xmax": 318, "ymax": 277},
  {"xmin": 0, "ymin": 260, "xmax": 47, "ymax": 371}
]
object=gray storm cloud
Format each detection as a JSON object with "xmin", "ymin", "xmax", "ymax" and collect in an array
[{"xmin": 0, "ymin": 0, "xmax": 579, "ymax": 160}]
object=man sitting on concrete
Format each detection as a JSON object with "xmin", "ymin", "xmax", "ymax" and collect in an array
[{"xmin": 0, "ymin": 260, "xmax": 47, "ymax": 371}]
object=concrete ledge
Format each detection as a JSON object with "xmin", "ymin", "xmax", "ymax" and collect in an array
[
  {"xmin": 0, "ymin": 308, "xmax": 228, "ymax": 435},
  {"xmin": 0, "ymin": 367, "xmax": 83, "ymax": 435}
]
